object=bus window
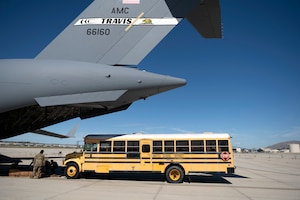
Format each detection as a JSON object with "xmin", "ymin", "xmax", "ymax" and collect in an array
[
  {"xmin": 100, "ymin": 141, "xmax": 111, "ymax": 152},
  {"xmin": 191, "ymin": 140, "xmax": 204, "ymax": 152},
  {"xmin": 206, "ymin": 140, "xmax": 216, "ymax": 152},
  {"xmin": 84, "ymin": 143, "xmax": 97, "ymax": 152},
  {"xmin": 218, "ymin": 140, "xmax": 229, "ymax": 152},
  {"xmin": 127, "ymin": 141, "xmax": 139, "ymax": 152},
  {"xmin": 153, "ymin": 141, "xmax": 162, "ymax": 152},
  {"xmin": 113, "ymin": 141, "xmax": 125, "ymax": 152},
  {"xmin": 176, "ymin": 140, "xmax": 189, "ymax": 152},
  {"xmin": 142, "ymin": 144, "xmax": 150, "ymax": 153},
  {"xmin": 164, "ymin": 140, "xmax": 174, "ymax": 152}
]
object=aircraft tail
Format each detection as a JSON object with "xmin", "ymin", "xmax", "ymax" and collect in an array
[{"xmin": 36, "ymin": 0, "xmax": 221, "ymax": 65}]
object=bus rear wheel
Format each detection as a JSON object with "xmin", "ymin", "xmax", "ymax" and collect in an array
[
  {"xmin": 65, "ymin": 163, "xmax": 80, "ymax": 179},
  {"xmin": 165, "ymin": 165, "xmax": 184, "ymax": 183}
]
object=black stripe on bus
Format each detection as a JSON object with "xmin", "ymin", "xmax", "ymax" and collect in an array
[
  {"xmin": 84, "ymin": 152, "xmax": 230, "ymax": 155},
  {"xmin": 150, "ymin": 161, "xmax": 232, "ymax": 164},
  {"xmin": 83, "ymin": 160, "xmax": 232, "ymax": 164},
  {"xmin": 84, "ymin": 157, "xmax": 231, "ymax": 160},
  {"xmin": 84, "ymin": 161, "xmax": 141, "ymax": 164}
]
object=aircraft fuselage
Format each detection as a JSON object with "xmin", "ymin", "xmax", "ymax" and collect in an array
[
  {"xmin": 0, "ymin": 59, "xmax": 186, "ymax": 139},
  {"xmin": 0, "ymin": 59, "xmax": 185, "ymax": 113}
]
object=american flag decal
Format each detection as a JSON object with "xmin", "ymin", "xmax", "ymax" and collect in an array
[{"xmin": 123, "ymin": 0, "xmax": 140, "ymax": 4}]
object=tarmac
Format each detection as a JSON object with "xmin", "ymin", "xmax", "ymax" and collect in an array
[{"xmin": 0, "ymin": 149, "xmax": 300, "ymax": 200}]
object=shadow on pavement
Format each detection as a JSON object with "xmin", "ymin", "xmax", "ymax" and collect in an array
[
  {"xmin": 83, "ymin": 172, "xmax": 248, "ymax": 184},
  {"xmin": 1, "ymin": 164, "xmax": 248, "ymax": 184}
]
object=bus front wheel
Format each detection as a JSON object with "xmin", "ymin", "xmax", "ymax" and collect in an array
[
  {"xmin": 165, "ymin": 165, "xmax": 184, "ymax": 183},
  {"xmin": 65, "ymin": 163, "xmax": 80, "ymax": 179}
]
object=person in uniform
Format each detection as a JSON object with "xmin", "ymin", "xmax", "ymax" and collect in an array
[{"xmin": 32, "ymin": 150, "xmax": 45, "ymax": 178}]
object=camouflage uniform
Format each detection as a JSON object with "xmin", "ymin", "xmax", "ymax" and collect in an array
[{"xmin": 32, "ymin": 150, "xmax": 45, "ymax": 178}]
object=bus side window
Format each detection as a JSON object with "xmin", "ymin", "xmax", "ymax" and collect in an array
[
  {"xmin": 113, "ymin": 141, "xmax": 125, "ymax": 152},
  {"xmin": 206, "ymin": 140, "xmax": 216, "ymax": 152},
  {"xmin": 84, "ymin": 143, "xmax": 97, "ymax": 152},
  {"xmin": 127, "ymin": 141, "xmax": 140, "ymax": 159},
  {"xmin": 127, "ymin": 141, "xmax": 139, "ymax": 152},
  {"xmin": 176, "ymin": 140, "xmax": 189, "ymax": 152},
  {"xmin": 191, "ymin": 140, "xmax": 204, "ymax": 152},
  {"xmin": 100, "ymin": 141, "xmax": 111, "ymax": 152},
  {"xmin": 164, "ymin": 140, "xmax": 174, "ymax": 152},
  {"xmin": 218, "ymin": 140, "xmax": 229, "ymax": 152},
  {"xmin": 153, "ymin": 141, "xmax": 162, "ymax": 153}
]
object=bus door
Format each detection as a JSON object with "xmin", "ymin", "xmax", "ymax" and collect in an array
[{"xmin": 140, "ymin": 140, "xmax": 152, "ymax": 169}]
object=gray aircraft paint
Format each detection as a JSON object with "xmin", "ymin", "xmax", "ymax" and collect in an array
[
  {"xmin": 0, "ymin": 0, "xmax": 221, "ymax": 139},
  {"xmin": 36, "ymin": 0, "xmax": 221, "ymax": 65},
  {"xmin": 0, "ymin": 59, "xmax": 185, "ymax": 113}
]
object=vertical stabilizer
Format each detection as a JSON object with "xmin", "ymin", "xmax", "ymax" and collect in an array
[{"xmin": 36, "ymin": 0, "xmax": 221, "ymax": 65}]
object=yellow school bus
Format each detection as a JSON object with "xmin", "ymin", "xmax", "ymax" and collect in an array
[{"xmin": 63, "ymin": 132, "xmax": 235, "ymax": 183}]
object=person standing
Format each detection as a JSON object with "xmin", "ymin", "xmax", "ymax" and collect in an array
[{"xmin": 32, "ymin": 150, "xmax": 45, "ymax": 179}]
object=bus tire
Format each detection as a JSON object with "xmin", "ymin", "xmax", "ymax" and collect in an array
[
  {"xmin": 165, "ymin": 165, "xmax": 184, "ymax": 183},
  {"xmin": 65, "ymin": 163, "xmax": 80, "ymax": 179}
]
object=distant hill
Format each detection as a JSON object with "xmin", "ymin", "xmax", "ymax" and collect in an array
[{"xmin": 266, "ymin": 141, "xmax": 300, "ymax": 150}]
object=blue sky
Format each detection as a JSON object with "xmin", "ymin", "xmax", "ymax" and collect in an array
[{"xmin": 1, "ymin": 0, "xmax": 300, "ymax": 148}]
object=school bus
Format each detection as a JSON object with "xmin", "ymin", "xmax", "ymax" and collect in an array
[{"xmin": 63, "ymin": 132, "xmax": 235, "ymax": 183}]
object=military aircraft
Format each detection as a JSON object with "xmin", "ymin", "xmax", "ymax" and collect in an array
[{"xmin": 0, "ymin": 0, "xmax": 222, "ymax": 139}]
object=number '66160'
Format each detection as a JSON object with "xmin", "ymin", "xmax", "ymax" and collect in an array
[{"xmin": 86, "ymin": 28, "xmax": 110, "ymax": 35}]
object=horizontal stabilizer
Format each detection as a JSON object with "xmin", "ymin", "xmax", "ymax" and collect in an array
[
  {"xmin": 32, "ymin": 124, "xmax": 79, "ymax": 139},
  {"xmin": 35, "ymin": 90, "xmax": 127, "ymax": 107},
  {"xmin": 187, "ymin": 0, "xmax": 222, "ymax": 38},
  {"xmin": 32, "ymin": 129, "xmax": 70, "ymax": 139}
]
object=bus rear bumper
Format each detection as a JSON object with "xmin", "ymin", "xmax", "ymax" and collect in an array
[{"xmin": 227, "ymin": 167, "xmax": 235, "ymax": 174}]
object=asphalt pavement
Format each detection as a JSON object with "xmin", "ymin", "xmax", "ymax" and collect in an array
[{"xmin": 0, "ymin": 152, "xmax": 300, "ymax": 200}]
